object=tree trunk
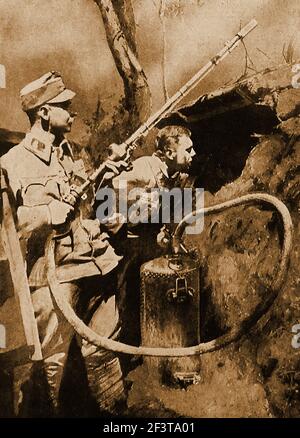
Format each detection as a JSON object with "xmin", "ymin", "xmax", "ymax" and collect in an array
[
  {"xmin": 94, "ymin": 0, "xmax": 151, "ymax": 127},
  {"xmin": 111, "ymin": 0, "xmax": 137, "ymax": 56}
]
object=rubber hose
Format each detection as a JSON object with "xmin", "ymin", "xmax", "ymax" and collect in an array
[{"xmin": 46, "ymin": 193, "xmax": 293, "ymax": 356}]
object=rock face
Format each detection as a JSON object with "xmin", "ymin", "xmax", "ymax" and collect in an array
[{"xmin": 127, "ymin": 64, "xmax": 299, "ymax": 418}]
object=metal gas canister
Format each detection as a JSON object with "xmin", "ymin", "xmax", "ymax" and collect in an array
[{"xmin": 140, "ymin": 254, "xmax": 201, "ymax": 386}]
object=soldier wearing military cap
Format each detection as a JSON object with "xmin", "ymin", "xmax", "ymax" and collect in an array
[{"xmin": 1, "ymin": 72, "xmax": 126, "ymax": 416}]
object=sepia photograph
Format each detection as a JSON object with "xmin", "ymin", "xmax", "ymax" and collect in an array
[{"xmin": 0, "ymin": 0, "xmax": 299, "ymax": 422}]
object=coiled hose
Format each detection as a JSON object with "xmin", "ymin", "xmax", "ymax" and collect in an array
[{"xmin": 46, "ymin": 193, "xmax": 293, "ymax": 357}]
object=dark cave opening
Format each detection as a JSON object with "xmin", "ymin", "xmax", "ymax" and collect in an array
[{"xmin": 188, "ymin": 103, "xmax": 280, "ymax": 193}]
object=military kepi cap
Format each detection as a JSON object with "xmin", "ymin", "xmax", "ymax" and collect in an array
[{"xmin": 20, "ymin": 71, "xmax": 76, "ymax": 112}]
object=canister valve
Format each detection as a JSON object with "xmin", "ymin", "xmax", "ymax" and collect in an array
[{"xmin": 167, "ymin": 278, "xmax": 194, "ymax": 304}]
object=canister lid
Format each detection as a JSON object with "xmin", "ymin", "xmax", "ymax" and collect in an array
[{"xmin": 141, "ymin": 254, "xmax": 198, "ymax": 276}]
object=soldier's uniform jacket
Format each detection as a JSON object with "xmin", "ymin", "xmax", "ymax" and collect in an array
[
  {"xmin": 112, "ymin": 153, "xmax": 190, "ymax": 228},
  {"xmin": 113, "ymin": 153, "xmax": 189, "ymax": 191},
  {"xmin": 1, "ymin": 126, "xmax": 121, "ymax": 288}
]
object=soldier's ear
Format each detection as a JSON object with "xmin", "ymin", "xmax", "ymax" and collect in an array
[
  {"xmin": 165, "ymin": 148, "xmax": 176, "ymax": 160},
  {"xmin": 37, "ymin": 105, "xmax": 50, "ymax": 121}
]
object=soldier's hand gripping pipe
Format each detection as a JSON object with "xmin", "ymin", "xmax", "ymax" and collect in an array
[
  {"xmin": 53, "ymin": 147, "xmax": 129, "ymax": 237},
  {"xmin": 62, "ymin": 146, "xmax": 130, "ymax": 208}
]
